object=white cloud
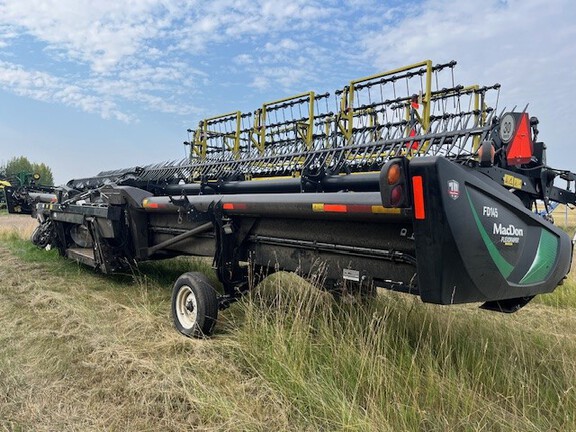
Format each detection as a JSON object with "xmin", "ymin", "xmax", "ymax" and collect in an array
[
  {"xmin": 360, "ymin": 0, "xmax": 575, "ymax": 97},
  {"xmin": 233, "ymin": 54, "xmax": 254, "ymax": 65},
  {"xmin": 0, "ymin": 24, "xmax": 18, "ymax": 48},
  {"xmin": 0, "ymin": 60, "xmax": 134, "ymax": 121},
  {"xmin": 250, "ymin": 75, "xmax": 270, "ymax": 90},
  {"xmin": 0, "ymin": 0, "xmax": 342, "ymax": 120},
  {"xmin": 0, "ymin": 0, "xmax": 176, "ymax": 73},
  {"xmin": 0, "ymin": 0, "xmax": 212, "ymax": 120},
  {"xmin": 358, "ymin": 0, "xmax": 576, "ymax": 168},
  {"xmin": 255, "ymin": 66, "xmax": 309, "ymax": 90},
  {"xmin": 176, "ymin": 0, "xmax": 337, "ymax": 49},
  {"xmin": 265, "ymin": 38, "xmax": 299, "ymax": 53}
]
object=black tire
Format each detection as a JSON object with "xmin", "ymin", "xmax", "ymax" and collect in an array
[
  {"xmin": 171, "ymin": 272, "xmax": 219, "ymax": 338},
  {"xmin": 30, "ymin": 220, "xmax": 54, "ymax": 249}
]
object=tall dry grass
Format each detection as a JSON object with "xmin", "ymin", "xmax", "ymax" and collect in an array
[
  {"xmin": 553, "ymin": 205, "xmax": 576, "ymax": 232},
  {"xmin": 0, "ymin": 229, "xmax": 294, "ymax": 431},
  {"xmin": 228, "ymin": 273, "xmax": 576, "ymax": 431},
  {"xmin": 0, "ymin": 213, "xmax": 38, "ymax": 240},
  {"xmin": 1, "ymin": 215, "xmax": 576, "ymax": 430}
]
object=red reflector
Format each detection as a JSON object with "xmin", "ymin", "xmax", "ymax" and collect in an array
[
  {"xmin": 412, "ymin": 176, "xmax": 425, "ymax": 220},
  {"xmin": 223, "ymin": 203, "xmax": 247, "ymax": 211},
  {"xmin": 147, "ymin": 202, "xmax": 160, "ymax": 209},
  {"xmin": 506, "ymin": 113, "xmax": 533, "ymax": 165},
  {"xmin": 324, "ymin": 204, "xmax": 347, "ymax": 213},
  {"xmin": 390, "ymin": 185, "xmax": 403, "ymax": 207}
]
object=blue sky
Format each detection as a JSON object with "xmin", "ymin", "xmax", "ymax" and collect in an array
[{"xmin": 0, "ymin": 0, "xmax": 575, "ymax": 185}]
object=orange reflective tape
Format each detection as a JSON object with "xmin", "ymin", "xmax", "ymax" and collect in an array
[
  {"xmin": 223, "ymin": 203, "xmax": 234, "ymax": 210},
  {"xmin": 412, "ymin": 176, "xmax": 425, "ymax": 220}
]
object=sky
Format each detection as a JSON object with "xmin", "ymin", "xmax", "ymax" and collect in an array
[{"xmin": 0, "ymin": 0, "xmax": 575, "ymax": 185}]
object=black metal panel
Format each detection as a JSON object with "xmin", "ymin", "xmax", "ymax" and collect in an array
[
  {"xmin": 51, "ymin": 211, "xmax": 84, "ymax": 224},
  {"xmin": 39, "ymin": 203, "xmax": 122, "ymax": 220},
  {"xmin": 250, "ymin": 241, "xmax": 416, "ymax": 289},
  {"xmin": 251, "ymin": 218, "xmax": 415, "ymax": 252},
  {"xmin": 4, "ymin": 186, "xmax": 33, "ymax": 214},
  {"xmin": 409, "ymin": 157, "xmax": 572, "ymax": 304}
]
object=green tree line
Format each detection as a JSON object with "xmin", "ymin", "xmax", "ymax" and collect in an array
[{"xmin": 0, "ymin": 156, "xmax": 54, "ymax": 186}]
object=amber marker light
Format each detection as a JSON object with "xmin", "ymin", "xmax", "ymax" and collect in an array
[{"xmin": 387, "ymin": 163, "xmax": 401, "ymax": 185}]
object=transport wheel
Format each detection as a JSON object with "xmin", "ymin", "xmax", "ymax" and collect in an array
[{"xmin": 172, "ymin": 272, "xmax": 219, "ymax": 338}]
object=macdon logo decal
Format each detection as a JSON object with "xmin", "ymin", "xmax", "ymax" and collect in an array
[
  {"xmin": 493, "ymin": 223, "xmax": 524, "ymax": 237},
  {"xmin": 447, "ymin": 180, "xmax": 459, "ymax": 200},
  {"xmin": 493, "ymin": 223, "xmax": 524, "ymax": 245}
]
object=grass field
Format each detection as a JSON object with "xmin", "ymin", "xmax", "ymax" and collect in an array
[
  {"xmin": 552, "ymin": 204, "xmax": 576, "ymax": 232},
  {"xmin": 0, "ymin": 215, "xmax": 575, "ymax": 431}
]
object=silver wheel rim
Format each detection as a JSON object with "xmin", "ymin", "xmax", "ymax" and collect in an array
[{"xmin": 176, "ymin": 285, "xmax": 198, "ymax": 330}]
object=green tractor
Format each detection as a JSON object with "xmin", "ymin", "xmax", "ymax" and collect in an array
[
  {"xmin": 3, "ymin": 172, "xmax": 53, "ymax": 214},
  {"xmin": 0, "ymin": 179, "xmax": 11, "ymax": 210}
]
